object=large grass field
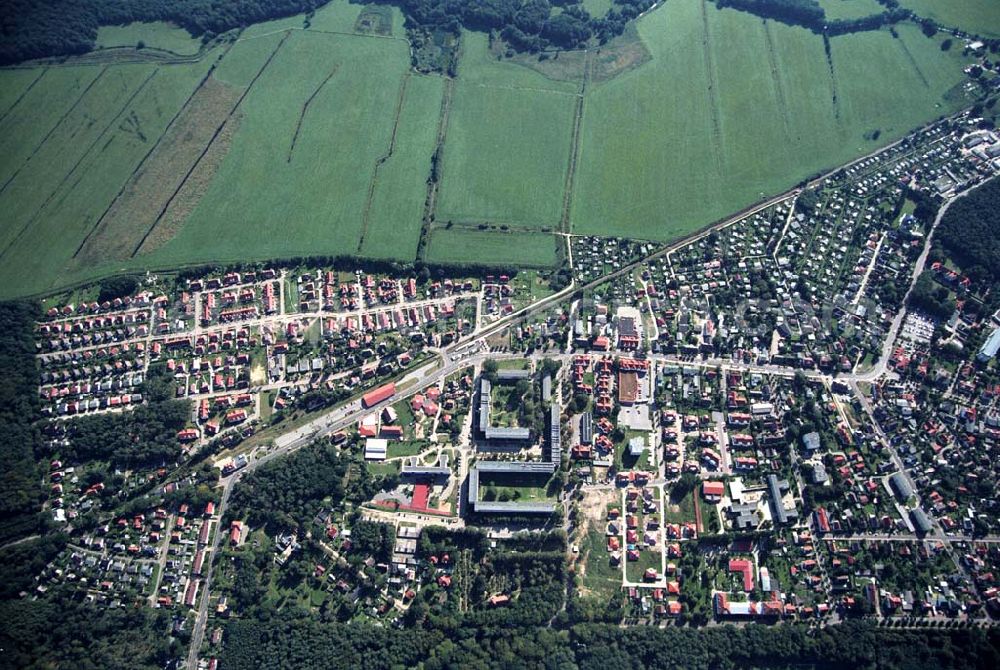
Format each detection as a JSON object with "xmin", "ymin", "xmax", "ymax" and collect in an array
[
  {"xmin": 570, "ymin": 0, "xmax": 973, "ymax": 240},
  {"xmin": 425, "ymin": 227, "xmax": 558, "ymax": 268},
  {"xmin": 898, "ymin": 0, "xmax": 1000, "ymax": 38},
  {"xmin": 0, "ymin": 0, "xmax": 985, "ymax": 297},
  {"xmin": 95, "ymin": 21, "xmax": 202, "ymax": 55}
]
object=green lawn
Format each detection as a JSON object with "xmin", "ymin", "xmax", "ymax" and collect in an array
[
  {"xmin": 95, "ymin": 21, "xmax": 202, "ymax": 54},
  {"xmin": 570, "ymin": 0, "xmax": 973, "ymax": 240},
  {"xmin": 436, "ymin": 81, "xmax": 576, "ymax": 228},
  {"xmin": 818, "ymin": 0, "xmax": 885, "ymax": 20},
  {"xmin": 898, "ymin": 0, "xmax": 1000, "ymax": 38},
  {"xmin": 425, "ymin": 227, "xmax": 559, "ymax": 267},
  {"xmin": 387, "ymin": 441, "xmax": 430, "ymax": 460}
]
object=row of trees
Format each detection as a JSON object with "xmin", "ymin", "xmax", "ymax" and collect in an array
[{"xmin": 0, "ymin": 301, "xmax": 47, "ymax": 544}]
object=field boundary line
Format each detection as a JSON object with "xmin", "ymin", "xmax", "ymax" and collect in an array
[
  {"xmin": 896, "ymin": 34, "xmax": 930, "ymax": 88},
  {"xmin": 699, "ymin": 0, "xmax": 724, "ymax": 176},
  {"xmin": 0, "ymin": 66, "xmax": 108, "ymax": 196},
  {"xmin": 762, "ymin": 20, "xmax": 792, "ymax": 142},
  {"xmin": 466, "ymin": 81, "xmax": 582, "ymax": 98},
  {"xmin": 287, "ymin": 65, "xmax": 339, "ymax": 162},
  {"xmin": 72, "ymin": 43, "xmax": 237, "ymax": 260},
  {"xmin": 822, "ymin": 35, "xmax": 841, "ymax": 121},
  {"xmin": 416, "ymin": 76, "xmax": 455, "ymax": 262},
  {"xmin": 132, "ymin": 32, "xmax": 291, "ymax": 257},
  {"xmin": 0, "ymin": 67, "xmax": 47, "ymax": 125},
  {"xmin": 559, "ymin": 50, "xmax": 590, "ymax": 237},
  {"xmin": 0, "ymin": 68, "xmax": 159, "ymax": 264},
  {"xmin": 357, "ymin": 71, "xmax": 410, "ymax": 252}
]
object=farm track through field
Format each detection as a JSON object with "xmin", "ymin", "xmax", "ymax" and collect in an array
[
  {"xmin": 132, "ymin": 33, "xmax": 290, "ymax": 257},
  {"xmin": 0, "ymin": 66, "xmax": 108, "ymax": 197},
  {"xmin": 559, "ymin": 51, "xmax": 590, "ymax": 236},
  {"xmin": 467, "ymin": 81, "xmax": 581, "ymax": 98},
  {"xmin": 699, "ymin": 0, "xmax": 724, "ymax": 175},
  {"xmin": 0, "ymin": 68, "xmax": 47, "ymax": 125},
  {"xmin": 357, "ymin": 72, "xmax": 409, "ymax": 252},
  {"xmin": 72, "ymin": 44, "xmax": 235, "ymax": 261},
  {"xmin": 896, "ymin": 36, "xmax": 930, "ymax": 88},
  {"xmin": 416, "ymin": 77, "xmax": 455, "ymax": 261},
  {"xmin": 822, "ymin": 35, "xmax": 842, "ymax": 121},
  {"xmin": 287, "ymin": 65, "xmax": 339, "ymax": 163},
  {"xmin": 762, "ymin": 20, "xmax": 792, "ymax": 142},
  {"xmin": 0, "ymin": 68, "xmax": 159, "ymax": 264}
]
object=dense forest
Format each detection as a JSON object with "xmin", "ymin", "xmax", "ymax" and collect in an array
[
  {"xmin": 0, "ymin": 598, "xmax": 175, "ymax": 669},
  {"xmin": 0, "ymin": 301, "xmax": 47, "ymax": 545},
  {"xmin": 220, "ymin": 618, "xmax": 1000, "ymax": 670},
  {"xmin": 937, "ymin": 177, "xmax": 1000, "ymax": 283}
]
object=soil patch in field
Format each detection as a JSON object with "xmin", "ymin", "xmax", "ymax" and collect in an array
[
  {"xmin": 76, "ymin": 76, "xmax": 241, "ymax": 264},
  {"xmin": 136, "ymin": 102, "xmax": 243, "ymax": 256},
  {"xmin": 354, "ymin": 6, "xmax": 394, "ymax": 36}
]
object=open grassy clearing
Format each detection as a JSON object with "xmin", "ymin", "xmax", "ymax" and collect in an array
[
  {"xmin": 95, "ymin": 21, "xmax": 202, "ymax": 55},
  {"xmin": 0, "ymin": 59, "xmax": 215, "ymax": 296},
  {"xmin": 582, "ymin": 0, "xmax": 615, "ymax": 18},
  {"xmin": 570, "ymin": 0, "xmax": 974, "ymax": 240},
  {"xmin": 817, "ymin": 0, "xmax": 885, "ymax": 21},
  {"xmin": 437, "ymin": 82, "xmax": 577, "ymax": 227},
  {"xmin": 240, "ymin": 0, "xmax": 405, "ymax": 39},
  {"xmin": 137, "ymin": 30, "xmax": 408, "ymax": 269},
  {"xmin": 425, "ymin": 227, "xmax": 558, "ymax": 267},
  {"xmin": 898, "ymin": 0, "xmax": 1000, "ymax": 38},
  {"xmin": 360, "ymin": 73, "xmax": 444, "ymax": 261},
  {"xmin": 459, "ymin": 30, "xmax": 581, "ymax": 93}
]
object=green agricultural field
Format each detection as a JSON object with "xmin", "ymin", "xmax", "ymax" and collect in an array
[
  {"xmin": 360, "ymin": 73, "xmax": 445, "ymax": 261},
  {"xmin": 432, "ymin": 30, "xmax": 579, "ymax": 232},
  {"xmin": 0, "ymin": 59, "xmax": 214, "ymax": 296},
  {"xmin": 570, "ymin": 0, "xmax": 974, "ymax": 240},
  {"xmin": 95, "ymin": 21, "xmax": 202, "ymax": 54},
  {"xmin": 818, "ymin": 0, "xmax": 885, "ymax": 21},
  {"xmin": 898, "ymin": 0, "xmax": 1000, "ymax": 38},
  {"xmin": 425, "ymin": 227, "xmax": 558, "ymax": 268},
  {"xmin": 138, "ymin": 30, "xmax": 410, "ymax": 270}
]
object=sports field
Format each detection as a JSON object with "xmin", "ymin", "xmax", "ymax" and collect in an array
[
  {"xmin": 898, "ymin": 0, "xmax": 1000, "ymax": 38},
  {"xmin": 425, "ymin": 227, "xmax": 558, "ymax": 268},
  {"xmin": 570, "ymin": 0, "xmax": 973, "ymax": 240}
]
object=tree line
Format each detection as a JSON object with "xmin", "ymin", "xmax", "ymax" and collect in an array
[
  {"xmin": 0, "ymin": 301, "xmax": 48, "ymax": 545},
  {"xmin": 219, "ymin": 618, "xmax": 1000, "ymax": 670}
]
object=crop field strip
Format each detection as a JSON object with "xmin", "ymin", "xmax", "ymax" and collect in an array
[
  {"xmin": 361, "ymin": 73, "xmax": 445, "ymax": 261},
  {"xmin": 357, "ymin": 72, "xmax": 410, "ymax": 253}
]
